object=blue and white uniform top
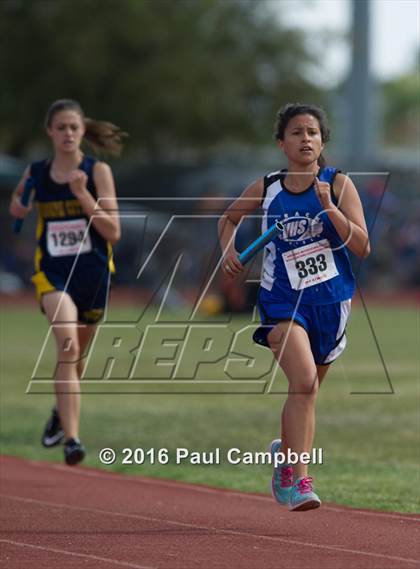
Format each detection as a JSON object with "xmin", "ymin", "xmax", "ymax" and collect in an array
[{"xmin": 260, "ymin": 167, "xmax": 355, "ymax": 305}]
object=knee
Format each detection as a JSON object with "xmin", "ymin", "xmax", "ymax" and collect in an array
[
  {"xmin": 289, "ymin": 369, "xmax": 319, "ymax": 398},
  {"xmin": 57, "ymin": 337, "xmax": 80, "ymax": 362},
  {"xmin": 267, "ymin": 330, "xmax": 286, "ymax": 353}
]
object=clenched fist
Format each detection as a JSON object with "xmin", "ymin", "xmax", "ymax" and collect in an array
[
  {"xmin": 222, "ymin": 252, "xmax": 243, "ymax": 278},
  {"xmin": 314, "ymin": 177, "xmax": 333, "ymax": 210},
  {"xmin": 68, "ymin": 170, "xmax": 88, "ymax": 198}
]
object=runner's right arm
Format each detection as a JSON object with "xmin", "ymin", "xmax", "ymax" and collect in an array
[
  {"xmin": 218, "ymin": 178, "xmax": 264, "ymax": 276},
  {"xmin": 9, "ymin": 166, "xmax": 32, "ymax": 218}
]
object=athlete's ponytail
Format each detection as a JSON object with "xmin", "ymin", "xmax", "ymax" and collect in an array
[
  {"xmin": 45, "ymin": 99, "xmax": 128, "ymax": 157},
  {"xmin": 274, "ymin": 103, "xmax": 330, "ymax": 168},
  {"xmin": 83, "ymin": 118, "xmax": 127, "ymax": 157}
]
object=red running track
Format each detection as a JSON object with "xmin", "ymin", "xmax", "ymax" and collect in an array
[{"xmin": 0, "ymin": 456, "xmax": 419, "ymax": 569}]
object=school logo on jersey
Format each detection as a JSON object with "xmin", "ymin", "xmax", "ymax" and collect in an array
[{"xmin": 278, "ymin": 213, "xmax": 323, "ymax": 242}]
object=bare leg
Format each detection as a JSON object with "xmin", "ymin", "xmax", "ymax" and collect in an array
[
  {"xmin": 317, "ymin": 364, "xmax": 330, "ymax": 386},
  {"xmin": 77, "ymin": 324, "xmax": 97, "ymax": 379},
  {"xmin": 268, "ymin": 322, "xmax": 319, "ymax": 481},
  {"xmin": 42, "ymin": 292, "xmax": 81, "ymax": 440},
  {"xmin": 279, "ymin": 359, "xmax": 330, "ymax": 458}
]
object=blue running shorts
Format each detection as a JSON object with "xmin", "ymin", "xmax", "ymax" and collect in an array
[{"xmin": 254, "ymin": 287, "xmax": 351, "ymax": 365}]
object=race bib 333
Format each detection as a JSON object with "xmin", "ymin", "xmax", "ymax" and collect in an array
[{"xmin": 282, "ymin": 239, "xmax": 338, "ymax": 290}]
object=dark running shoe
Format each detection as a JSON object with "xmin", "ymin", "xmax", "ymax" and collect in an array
[
  {"xmin": 41, "ymin": 407, "xmax": 65, "ymax": 448},
  {"xmin": 64, "ymin": 438, "xmax": 86, "ymax": 466}
]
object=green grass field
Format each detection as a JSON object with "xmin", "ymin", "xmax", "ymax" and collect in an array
[{"xmin": 1, "ymin": 302, "xmax": 419, "ymax": 513}]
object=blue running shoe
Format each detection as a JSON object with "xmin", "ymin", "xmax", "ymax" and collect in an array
[
  {"xmin": 289, "ymin": 476, "xmax": 321, "ymax": 511},
  {"xmin": 269, "ymin": 439, "xmax": 293, "ymax": 505}
]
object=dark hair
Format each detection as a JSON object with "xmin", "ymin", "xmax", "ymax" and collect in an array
[
  {"xmin": 274, "ymin": 103, "xmax": 330, "ymax": 167},
  {"xmin": 45, "ymin": 99, "xmax": 128, "ymax": 157}
]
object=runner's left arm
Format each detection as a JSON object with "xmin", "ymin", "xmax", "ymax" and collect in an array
[
  {"xmin": 315, "ymin": 174, "xmax": 370, "ymax": 259},
  {"xmin": 68, "ymin": 162, "xmax": 121, "ymax": 245}
]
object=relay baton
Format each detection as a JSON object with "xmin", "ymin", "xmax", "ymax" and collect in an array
[
  {"xmin": 238, "ymin": 220, "xmax": 284, "ymax": 265},
  {"xmin": 13, "ymin": 177, "xmax": 34, "ymax": 234}
]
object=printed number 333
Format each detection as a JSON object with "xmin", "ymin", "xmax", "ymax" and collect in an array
[{"xmin": 295, "ymin": 254, "xmax": 327, "ymax": 278}]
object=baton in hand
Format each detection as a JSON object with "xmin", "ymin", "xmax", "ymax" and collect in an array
[
  {"xmin": 13, "ymin": 177, "xmax": 34, "ymax": 234},
  {"xmin": 238, "ymin": 220, "xmax": 284, "ymax": 265}
]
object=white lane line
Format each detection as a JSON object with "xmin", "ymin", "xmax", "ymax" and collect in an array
[
  {"xmin": 322, "ymin": 504, "xmax": 420, "ymax": 522},
  {"xmin": 2, "ymin": 495, "xmax": 419, "ymax": 566},
  {"xmin": 30, "ymin": 459, "xmax": 420, "ymax": 523},
  {"xmin": 0, "ymin": 538, "xmax": 155, "ymax": 569}
]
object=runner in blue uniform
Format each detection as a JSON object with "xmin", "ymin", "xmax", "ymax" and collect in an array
[
  {"xmin": 10, "ymin": 99, "xmax": 126, "ymax": 465},
  {"xmin": 218, "ymin": 103, "xmax": 370, "ymax": 510}
]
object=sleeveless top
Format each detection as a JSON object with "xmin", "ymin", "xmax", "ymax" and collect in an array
[
  {"xmin": 30, "ymin": 155, "xmax": 114, "ymax": 275},
  {"xmin": 260, "ymin": 167, "xmax": 355, "ymax": 305}
]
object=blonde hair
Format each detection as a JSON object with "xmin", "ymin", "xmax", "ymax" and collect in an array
[{"xmin": 45, "ymin": 99, "xmax": 128, "ymax": 157}]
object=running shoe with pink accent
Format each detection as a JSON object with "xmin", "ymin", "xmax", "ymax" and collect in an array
[
  {"xmin": 289, "ymin": 476, "xmax": 321, "ymax": 511},
  {"xmin": 269, "ymin": 439, "xmax": 293, "ymax": 505}
]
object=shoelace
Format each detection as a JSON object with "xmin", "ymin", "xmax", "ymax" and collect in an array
[
  {"xmin": 297, "ymin": 476, "xmax": 314, "ymax": 494},
  {"xmin": 280, "ymin": 466, "xmax": 293, "ymax": 487}
]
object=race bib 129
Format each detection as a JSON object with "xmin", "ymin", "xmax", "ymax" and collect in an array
[
  {"xmin": 47, "ymin": 218, "xmax": 92, "ymax": 257},
  {"xmin": 282, "ymin": 239, "xmax": 338, "ymax": 290}
]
